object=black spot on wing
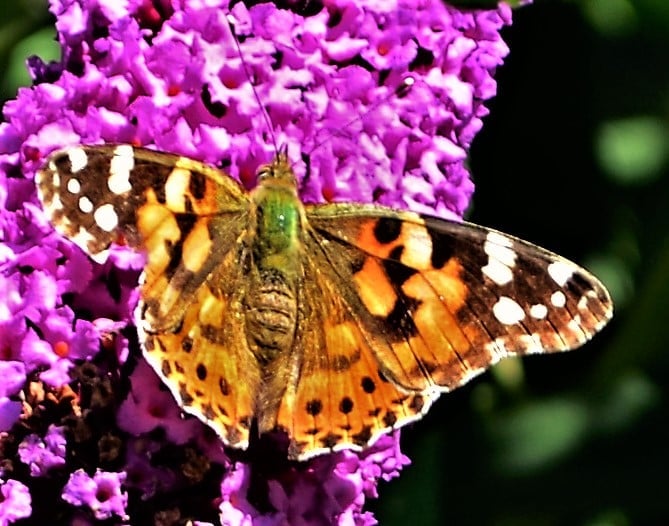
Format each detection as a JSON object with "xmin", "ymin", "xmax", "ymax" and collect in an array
[
  {"xmin": 373, "ymin": 217, "xmax": 402, "ymax": 244},
  {"xmin": 565, "ymin": 269, "xmax": 594, "ymax": 296},
  {"xmin": 201, "ymin": 404, "xmax": 216, "ymax": 420},
  {"xmin": 161, "ymin": 360, "xmax": 171, "ymax": 377},
  {"xmin": 306, "ymin": 399, "xmax": 323, "ymax": 416},
  {"xmin": 361, "ymin": 376, "xmax": 376, "ymax": 393},
  {"xmin": 382, "ymin": 245, "xmax": 417, "ymax": 285},
  {"xmin": 219, "ymin": 377, "xmax": 230, "ymax": 396},
  {"xmin": 375, "ymin": 294, "xmax": 420, "ymax": 341},
  {"xmin": 330, "ymin": 348, "xmax": 361, "ymax": 371},
  {"xmin": 421, "ymin": 215, "xmax": 458, "ymax": 269},
  {"xmin": 129, "ymin": 160, "xmax": 175, "ymax": 204},
  {"xmin": 189, "ymin": 171, "xmax": 206, "ymax": 200},
  {"xmin": 179, "ymin": 383, "xmax": 193, "ymax": 405},
  {"xmin": 164, "ymin": 213, "xmax": 198, "ymax": 279},
  {"xmin": 339, "ymin": 397, "xmax": 354, "ymax": 414},
  {"xmin": 352, "ymin": 425, "xmax": 372, "ymax": 446},
  {"xmin": 201, "ymin": 324, "xmax": 226, "ymax": 345},
  {"xmin": 409, "ymin": 394, "xmax": 425, "ymax": 413},
  {"xmin": 320, "ymin": 432, "xmax": 342, "ymax": 449},
  {"xmin": 383, "ymin": 411, "xmax": 397, "ymax": 427}
]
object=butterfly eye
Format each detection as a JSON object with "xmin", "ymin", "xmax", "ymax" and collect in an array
[{"xmin": 257, "ymin": 166, "xmax": 273, "ymax": 181}]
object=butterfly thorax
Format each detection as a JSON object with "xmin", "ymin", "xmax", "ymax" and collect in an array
[{"xmin": 244, "ymin": 158, "xmax": 303, "ymax": 365}]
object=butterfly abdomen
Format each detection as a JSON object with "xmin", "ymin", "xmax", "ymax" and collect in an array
[{"xmin": 244, "ymin": 268, "xmax": 298, "ymax": 364}]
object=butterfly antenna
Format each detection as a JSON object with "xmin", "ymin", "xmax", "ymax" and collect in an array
[
  {"xmin": 226, "ymin": 14, "xmax": 280, "ymax": 157},
  {"xmin": 306, "ymin": 76, "xmax": 416, "ymax": 157}
]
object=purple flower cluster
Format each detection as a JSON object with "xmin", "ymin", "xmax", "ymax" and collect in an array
[
  {"xmin": 0, "ymin": 0, "xmax": 519, "ymax": 524},
  {"xmin": 216, "ymin": 433, "xmax": 409, "ymax": 525}
]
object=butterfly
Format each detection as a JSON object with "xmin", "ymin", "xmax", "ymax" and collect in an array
[{"xmin": 36, "ymin": 143, "xmax": 613, "ymax": 460}]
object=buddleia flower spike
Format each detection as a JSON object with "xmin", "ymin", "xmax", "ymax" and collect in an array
[{"xmin": 1, "ymin": 0, "xmax": 611, "ymax": 524}]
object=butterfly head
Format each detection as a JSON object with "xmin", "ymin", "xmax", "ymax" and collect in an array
[{"xmin": 257, "ymin": 145, "xmax": 296, "ymax": 188}]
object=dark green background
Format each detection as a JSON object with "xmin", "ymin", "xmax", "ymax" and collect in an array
[{"xmin": 0, "ymin": 1, "xmax": 665, "ymax": 525}]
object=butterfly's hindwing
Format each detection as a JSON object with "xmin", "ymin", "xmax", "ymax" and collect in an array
[
  {"xmin": 141, "ymin": 248, "xmax": 260, "ymax": 451},
  {"xmin": 275, "ymin": 248, "xmax": 436, "ymax": 459}
]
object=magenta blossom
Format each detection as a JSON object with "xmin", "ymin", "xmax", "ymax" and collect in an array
[
  {"xmin": 0, "ymin": 480, "xmax": 31, "ymax": 525},
  {"xmin": 61, "ymin": 469, "xmax": 128, "ymax": 521},
  {"xmin": 0, "ymin": 0, "xmax": 520, "ymax": 524}
]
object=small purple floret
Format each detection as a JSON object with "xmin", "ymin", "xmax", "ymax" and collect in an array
[
  {"xmin": 0, "ymin": 479, "xmax": 32, "ymax": 525},
  {"xmin": 62, "ymin": 469, "xmax": 128, "ymax": 521}
]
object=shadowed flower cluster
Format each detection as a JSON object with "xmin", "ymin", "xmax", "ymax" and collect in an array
[{"xmin": 0, "ymin": 0, "xmax": 517, "ymax": 523}]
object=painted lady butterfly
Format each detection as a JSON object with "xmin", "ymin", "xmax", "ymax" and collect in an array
[{"xmin": 36, "ymin": 144, "xmax": 612, "ymax": 460}]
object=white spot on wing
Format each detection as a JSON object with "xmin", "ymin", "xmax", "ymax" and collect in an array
[
  {"xmin": 482, "ymin": 259, "xmax": 513, "ymax": 286},
  {"xmin": 484, "ymin": 231, "xmax": 516, "ymax": 267},
  {"xmin": 94, "ymin": 204, "xmax": 118, "ymax": 232},
  {"xmin": 44, "ymin": 194, "xmax": 64, "ymax": 215},
  {"xmin": 567, "ymin": 315, "xmax": 583, "ymax": 336},
  {"xmin": 164, "ymin": 168, "xmax": 190, "ymax": 211},
  {"xmin": 486, "ymin": 337, "xmax": 508, "ymax": 356},
  {"xmin": 108, "ymin": 145, "xmax": 134, "ymax": 194},
  {"xmin": 482, "ymin": 231, "xmax": 516, "ymax": 286},
  {"xmin": 493, "ymin": 296, "xmax": 526, "ymax": 325},
  {"xmin": 78, "ymin": 196, "xmax": 94, "ymax": 213},
  {"xmin": 566, "ymin": 315, "xmax": 589, "ymax": 345},
  {"xmin": 551, "ymin": 290, "xmax": 566, "ymax": 308},
  {"xmin": 70, "ymin": 226, "xmax": 97, "ymax": 254},
  {"xmin": 577, "ymin": 295, "xmax": 590, "ymax": 311},
  {"xmin": 529, "ymin": 303, "xmax": 548, "ymax": 319},
  {"xmin": 487, "ymin": 231, "xmax": 514, "ymax": 248},
  {"xmin": 67, "ymin": 178, "xmax": 81, "ymax": 194},
  {"xmin": 548, "ymin": 261, "xmax": 574, "ymax": 287},
  {"xmin": 68, "ymin": 148, "xmax": 88, "ymax": 173}
]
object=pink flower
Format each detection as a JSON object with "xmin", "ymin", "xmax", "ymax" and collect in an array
[
  {"xmin": 0, "ymin": 480, "xmax": 31, "ymax": 525},
  {"xmin": 61, "ymin": 469, "xmax": 128, "ymax": 521}
]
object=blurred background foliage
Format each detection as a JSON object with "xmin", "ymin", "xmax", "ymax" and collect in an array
[{"xmin": 0, "ymin": 0, "xmax": 666, "ymax": 525}]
